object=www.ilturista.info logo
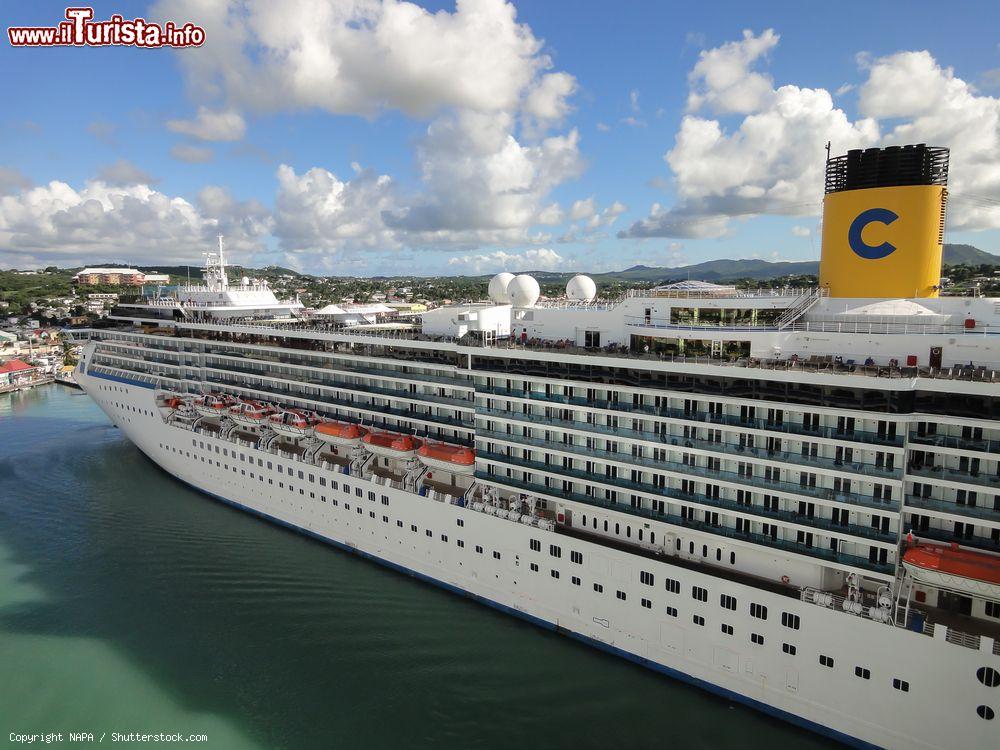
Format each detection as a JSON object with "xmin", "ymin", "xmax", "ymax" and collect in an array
[{"xmin": 7, "ymin": 7, "xmax": 205, "ymax": 48}]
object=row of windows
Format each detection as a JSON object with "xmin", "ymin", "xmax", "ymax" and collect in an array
[{"xmin": 167, "ymin": 430, "xmax": 944, "ymax": 704}]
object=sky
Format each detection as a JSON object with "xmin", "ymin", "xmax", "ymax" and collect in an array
[{"xmin": 1, "ymin": 0, "xmax": 999, "ymax": 276}]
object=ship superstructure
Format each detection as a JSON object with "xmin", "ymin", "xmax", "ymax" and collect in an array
[{"xmin": 71, "ymin": 146, "xmax": 999, "ymax": 749}]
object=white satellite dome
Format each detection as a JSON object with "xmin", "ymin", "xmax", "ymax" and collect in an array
[
  {"xmin": 508, "ymin": 274, "xmax": 540, "ymax": 307},
  {"xmin": 566, "ymin": 274, "xmax": 597, "ymax": 302},
  {"xmin": 488, "ymin": 272, "xmax": 516, "ymax": 304}
]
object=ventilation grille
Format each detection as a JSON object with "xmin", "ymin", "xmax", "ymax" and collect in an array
[{"xmin": 825, "ymin": 144, "xmax": 949, "ymax": 194}]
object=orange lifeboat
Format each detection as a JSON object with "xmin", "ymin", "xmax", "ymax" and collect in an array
[
  {"xmin": 315, "ymin": 421, "xmax": 368, "ymax": 447},
  {"xmin": 228, "ymin": 400, "xmax": 274, "ymax": 427},
  {"xmin": 269, "ymin": 409, "xmax": 320, "ymax": 438},
  {"xmin": 417, "ymin": 442, "xmax": 476, "ymax": 475},
  {"xmin": 902, "ymin": 541, "xmax": 1000, "ymax": 599},
  {"xmin": 363, "ymin": 431, "xmax": 422, "ymax": 459},
  {"xmin": 193, "ymin": 393, "xmax": 234, "ymax": 418}
]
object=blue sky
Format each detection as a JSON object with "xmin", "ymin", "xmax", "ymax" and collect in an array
[{"xmin": 1, "ymin": 0, "xmax": 998, "ymax": 275}]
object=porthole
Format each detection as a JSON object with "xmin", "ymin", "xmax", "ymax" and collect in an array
[
  {"xmin": 977, "ymin": 667, "xmax": 1000, "ymax": 687},
  {"xmin": 976, "ymin": 705, "xmax": 994, "ymax": 720}
]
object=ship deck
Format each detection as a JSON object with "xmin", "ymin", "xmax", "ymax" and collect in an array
[
  {"xmin": 555, "ymin": 524, "xmax": 799, "ymax": 600},
  {"xmin": 101, "ymin": 321, "xmax": 1000, "ymax": 382},
  {"xmin": 912, "ymin": 602, "xmax": 1000, "ymax": 642}
]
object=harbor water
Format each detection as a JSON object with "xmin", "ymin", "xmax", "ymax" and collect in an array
[{"xmin": 0, "ymin": 386, "xmax": 832, "ymax": 749}]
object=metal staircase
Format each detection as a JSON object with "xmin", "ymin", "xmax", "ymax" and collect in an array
[{"xmin": 775, "ymin": 287, "xmax": 828, "ymax": 330}]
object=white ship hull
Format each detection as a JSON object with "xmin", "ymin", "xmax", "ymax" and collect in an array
[{"xmin": 77, "ymin": 365, "xmax": 999, "ymax": 750}]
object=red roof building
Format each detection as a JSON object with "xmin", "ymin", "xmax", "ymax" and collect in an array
[{"xmin": 0, "ymin": 358, "xmax": 36, "ymax": 387}]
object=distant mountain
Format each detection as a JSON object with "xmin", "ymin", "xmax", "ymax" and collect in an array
[
  {"xmin": 516, "ymin": 243, "xmax": 998, "ymax": 286},
  {"xmin": 941, "ymin": 244, "xmax": 1000, "ymax": 265}
]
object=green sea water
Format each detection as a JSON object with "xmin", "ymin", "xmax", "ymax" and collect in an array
[{"xmin": 0, "ymin": 386, "xmax": 833, "ymax": 749}]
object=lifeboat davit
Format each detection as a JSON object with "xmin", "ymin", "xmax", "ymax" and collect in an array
[
  {"xmin": 417, "ymin": 442, "xmax": 476, "ymax": 475},
  {"xmin": 315, "ymin": 421, "xmax": 368, "ymax": 447},
  {"xmin": 193, "ymin": 393, "xmax": 234, "ymax": 418},
  {"xmin": 269, "ymin": 409, "xmax": 320, "ymax": 438},
  {"xmin": 228, "ymin": 400, "xmax": 274, "ymax": 428},
  {"xmin": 902, "ymin": 541, "xmax": 1000, "ymax": 599},
  {"xmin": 363, "ymin": 431, "xmax": 422, "ymax": 459},
  {"xmin": 159, "ymin": 393, "xmax": 185, "ymax": 410}
]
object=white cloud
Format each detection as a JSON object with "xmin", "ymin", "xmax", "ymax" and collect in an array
[
  {"xmin": 596, "ymin": 122, "xmax": 610, "ymax": 132},
  {"xmin": 273, "ymin": 163, "xmax": 398, "ymax": 253},
  {"xmin": 0, "ymin": 178, "xmax": 269, "ymax": 267},
  {"xmin": 629, "ymin": 89, "xmax": 640, "ymax": 113},
  {"xmin": 170, "ymin": 144, "xmax": 214, "ymax": 163},
  {"xmin": 0, "ymin": 167, "xmax": 32, "ymax": 196},
  {"xmin": 447, "ymin": 247, "xmax": 563, "ymax": 274},
  {"xmin": 154, "ymin": 0, "xmax": 556, "ymax": 119},
  {"xmin": 167, "ymin": 107, "xmax": 246, "ymax": 141},
  {"xmin": 622, "ymin": 29, "xmax": 879, "ymax": 240},
  {"xmin": 96, "ymin": 159, "xmax": 159, "ymax": 186},
  {"xmin": 620, "ymin": 116, "xmax": 647, "ymax": 128},
  {"xmin": 156, "ymin": 0, "xmax": 582, "ymax": 257},
  {"xmin": 382, "ymin": 111, "xmax": 583, "ymax": 241},
  {"xmin": 570, "ymin": 197, "xmax": 596, "ymax": 221},
  {"xmin": 523, "ymin": 72, "xmax": 577, "ymax": 133},
  {"xmin": 791, "ymin": 225, "xmax": 811, "ymax": 237},
  {"xmin": 686, "ymin": 29, "xmax": 779, "ymax": 114},
  {"xmin": 859, "ymin": 50, "xmax": 1000, "ymax": 230}
]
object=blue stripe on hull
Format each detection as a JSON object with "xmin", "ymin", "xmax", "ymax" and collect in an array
[
  {"xmin": 89, "ymin": 370, "xmax": 155, "ymax": 389},
  {"xmin": 149, "ymin": 453, "xmax": 881, "ymax": 750}
]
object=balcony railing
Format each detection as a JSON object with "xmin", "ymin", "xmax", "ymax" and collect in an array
[
  {"xmin": 908, "ymin": 431, "xmax": 1000, "ymax": 455},
  {"xmin": 203, "ymin": 360, "xmax": 471, "ymax": 409},
  {"xmin": 908, "ymin": 464, "xmax": 999, "ymax": 490},
  {"xmin": 193, "ymin": 373, "xmax": 474, "ymax": 431},
  {"xmin": 476, "ymin": 444, "xmax": 898, "ymax": 517},
  {"xmin": 475, "ymin": 406, "xmax": 901, "ymax": 480},
  {"xmin": 909, "ymin": 525, "xmax": 1000, "ymax": 553},
  {"xmin": 904, "ymin": 495, "xmax": 1000, "ymax": 522},
  {"xmin": 475, "ymin": 471, "xmax": 894, "ymax": 576},
  {"xmin": 476, "ymin": 413, "xmax": 899, "ymax": 511},
  {"xmin": 477, "ymin": 386, "xmax": 905, "ymax": 448}
]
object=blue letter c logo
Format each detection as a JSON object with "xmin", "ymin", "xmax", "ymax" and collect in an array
[{"xmin": 849, "ymin": 208, "xmax": 898, "ymax": 260}]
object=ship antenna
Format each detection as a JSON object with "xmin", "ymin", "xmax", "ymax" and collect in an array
[{"xmin": 825, "ymin": 140, "xmax": 831, "ymax": 162}]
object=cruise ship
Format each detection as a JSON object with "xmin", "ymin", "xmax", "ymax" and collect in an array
[{"xmin": 71, "ymin": 145, "xmax": 999, "ymax": 749}]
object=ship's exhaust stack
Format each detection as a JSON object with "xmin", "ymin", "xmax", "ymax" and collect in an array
[{"xmin": 819, "ymin": 144, "xmax": 949, "ymax": 298}]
